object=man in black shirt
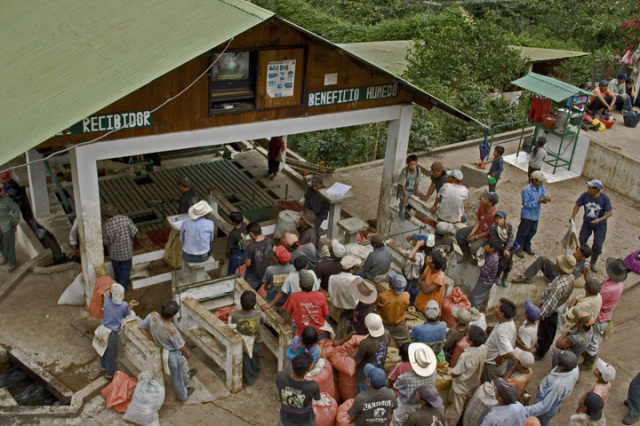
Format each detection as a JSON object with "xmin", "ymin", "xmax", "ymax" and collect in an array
[
  {"xmin": 276, "ymin": 352, "xmax": 321, "ymax": 426},
  {"xmin": 303, "ymin": 176, "xmax": 329, "ymax": 229},
  {"xmin": 176, "ymin": 175, "xmax": 199, "ymax": 215}
]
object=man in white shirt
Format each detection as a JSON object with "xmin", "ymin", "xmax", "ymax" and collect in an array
[
  {"xmin": 482, "ymin": 298, "xmax": 517, "ymax": 382},
  {"xmin": 430, "ymin": 169, "xmax": 468, "ymax": 224}
]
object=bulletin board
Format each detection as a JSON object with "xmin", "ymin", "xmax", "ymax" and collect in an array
[{"xmin": 256, "ymin": 48, "xmax": 305, "ymax": 109}]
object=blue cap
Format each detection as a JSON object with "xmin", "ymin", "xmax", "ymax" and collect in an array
[
  {"xmin": 495, "ymin": 210, "xmax": 507, "ymax": 218},
  {"xmin": 599, "ymin": 79, "xmax": 608, "ymax": 87},
  {"xmin": 617, "ymin": 72, "xmax": 628, "ymax": 81},
  {"xmin": 524, "ymin": 300, "xmax": 541, "ymax": 321},
  {"xmin": 586, "ymin": 179, "xmax": 603, "ymax": 189},
  {"xmin": 363, "ymin": 363, "xmax": 387, "ymax": 389},
  {"xmin": 388, "ymin": 270, "xmax": 407, "ymax": 295}
]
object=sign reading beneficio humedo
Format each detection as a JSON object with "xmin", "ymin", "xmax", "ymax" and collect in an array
[{"xmin": 307, "ymin": 84, "xmax": 398, "ymax": 107}]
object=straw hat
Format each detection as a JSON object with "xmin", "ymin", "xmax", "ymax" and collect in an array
[
  {"xmin": 556, "ymin": 254, "xmax": 576, "ymax": 275},
  {"xmin": 188, "ymin": 200, "xmax": 213, "ymax": 220},
  {"xmin": 349, "ymin": 277, "xmax": 378, "ymax": 304}
]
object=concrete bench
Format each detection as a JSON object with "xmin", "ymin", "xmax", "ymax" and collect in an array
[
  {"xmin": 119, "ymin": 320, "xmax": 163, "ymax": 382},
  {"xmin": 337, "ymin": 217, "xmax": 369, "ymax": 244},
  {"xmin": 180, "ymin": 256, "xmax": 218, "ymax": 285}
]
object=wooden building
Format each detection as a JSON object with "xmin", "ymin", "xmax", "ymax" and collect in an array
[{"xmin": 1, "ymin": 1, "xmax": 474, "ymax": 295}]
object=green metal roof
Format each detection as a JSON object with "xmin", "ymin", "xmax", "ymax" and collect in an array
[
  {"xmin": 338, "ymin": 41, "xmax": 414, "ymax": 76},
  {"xmin": 0, "ymin": 0, "xmax": 273, "ymax": 167},
  {"xmin": 511, "ymin": 72, "xmax": 592, "ymax": 102},
  {"xmin": 510, "ymin": 46, "xmax": 590, "ymax": 63}
]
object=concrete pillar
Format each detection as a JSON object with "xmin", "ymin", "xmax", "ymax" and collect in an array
[
  {"xmin": 282, "ymin": 135, "xmax": 288, "ymax": 166},
  {"xmin": 376, "ymin": 104, "xmax": 414, "ymax": 236},
  {"xmin": 25, "ymin": 149, "xmax": 50, "ymax": 218},
  {"xmin": 70, "ymin": 146, "xmax": 102, "ymax": 304}
]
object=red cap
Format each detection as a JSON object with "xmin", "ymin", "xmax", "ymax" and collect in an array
[
  {"xmin": 275, "ymin": 245, "xmax": 291, "ymax": 264},
  {"xmin": 0, "ymin": 172, "xmax": 9, "ymax": 180}
]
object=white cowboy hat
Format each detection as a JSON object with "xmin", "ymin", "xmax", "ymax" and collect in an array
[
  {"xmin": 188, "ymin": 200, "xmax": 213, "ymax": 220},
  {"xmin": 409, "ymin": 343, "xmax": 437, "ymax": 377}
]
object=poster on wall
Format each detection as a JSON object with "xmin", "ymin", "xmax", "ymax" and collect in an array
[{"xmin": 266, "ymin": 60, "xmax": 296, "ymax": 98}]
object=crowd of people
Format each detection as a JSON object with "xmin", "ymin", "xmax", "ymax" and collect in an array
[{"xmin": 85, "ymin": 152, "xmax": 636, "ymax": 425}]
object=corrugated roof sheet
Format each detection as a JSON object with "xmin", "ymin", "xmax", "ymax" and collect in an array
[
  {"xmin": 338, "ymin": 41, "xmax": 414, "ymax": 76},
  {"xmin": 0, "ymin": 0, "xmax": 273, "ymax": 167},
  {"xmin": 511, "ymin": 72, "xmax": 592, "ymax": 102},
  {"xmin": 511, "ymin": 46, "xmax": 590, "ymax": 63}
]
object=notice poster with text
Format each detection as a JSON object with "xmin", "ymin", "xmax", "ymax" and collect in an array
[{"xmin": 266, "ymin": 60, "xmax": 296, "ymax": 98}]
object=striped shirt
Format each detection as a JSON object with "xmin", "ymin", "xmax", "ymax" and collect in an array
[
  {"xmin": 103, "ymin": 215, "xmax": 138, "ymax": 261},
  {"xmin": 479, "ymin": 253, "xmax": 499, "ymax": 286}
]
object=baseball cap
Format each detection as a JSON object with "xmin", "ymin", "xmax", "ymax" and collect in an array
[
  {"xmin": 493, "ymin": 378, "xmax": 519, "ymax": 404},
  {"xmin": 363, "ymin": 363, "xmax": 387, "ymax": 389},
  {"xmin": 417, "ymin": 384, "xmax": 443, "ymax": 407},
  {"xmin": 485, "ymin": 191, "xmax": 499, "ymax": 205},
  {"xmin": 617, "ymin": 72, "xmax": 628, "ymax": 81},
  {"xmin": 599, "ymin": 79, "xmax": 608, "ymax": 86},
  {"xmin": 451, "ymin": 307, "xmax": 471, "ymax": 325},
  {"xmin": 110, "ymin": 283, "xmax": 125, "ymax": 305},
  {"xmin": 524, "ymin": 301, "xmax": 541, "ymax": 321},
  {"xmin": 0, "ymin": 172, "xmax": 9, "ymax": 180},
  {"xmin": 283, "ymin": 232, "xmax": 299, "ymax": 247},
  {"xmin": 364, "ymin": 313, "xmax": 385, "ymax": 338},
  {"xmin": 595, "ymin": 358, "xmax": 616, "ymax": 382},
  {"xmin": 586, "ymin": 179, "xmax": 603, "ymax": 189},
  {"xmin": 513, "ymin": 347, "xmax": 535, "ymax": 369},
  {"xmin": 368, "ymin": 233, "xmax": 384, "ymax": 246},
  {"xmin": 495, "ymin": 210, "xmax": 507, "ymax": 218},
  {"xmin": 446, "ymin": 169, "xmax": 463, "ymax": 181},
  {"xmin": 299, "ymin": 270, "xmax": 315, "ymax": 290},
  {"xmin": 176, "ymin": 175, "xmax": 191, "ymax": 186},
  {"xmin": 424, "ymin": 300, "xmax": 440, "ymax": 321},
  {"xmin": 311, "ymin": 176, "xmax": 323, "ymax": 186},
  {"xmin": 275, "ymin": 245, "xmax": 291, "ymax": 264},
  {"xmin": 331, "ymin": 239, "xmax": 346, "ymax": 258},
  {"xmin": 585, "ymin": 276, "xmax": 602, "ymax": 294},
  {"xmin": 552, "ymin": 348, "xmax": 578, "ymax": 370},
  {"xmin": 530, "ymin": 170, "xmax": 546, "ymax": 182},
  {"xmin": 388, "ymin": 270, "xmax": 408, "ymax": 294},
  {"xmin": 584, "ymin": 392, "xmax": 604, "ymax": 420},
  {"xmin": 571, "ymin": 308, "xmax": 595, "ymax": 327}
]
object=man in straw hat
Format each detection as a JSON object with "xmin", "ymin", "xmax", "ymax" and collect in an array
[
  {"xmin": 534, "ymin": 254, "xmax": 576, "ymax": 360},
  {"xmin": 391, "ymin": 343, "xmax": 438, "ymax": 426},
  {"xmin": 335, "ymin": 277, "xmax": 378, "ymax": 342},
  {"xmin": 102, "ymin": 204, "xmax": 139, "ymax": 290},
  {"xmin": 526, "ymin": 349, "xmax": 579, "ymax": 426},
  {"xmin": 481, "ymin": 378, "xmax": 527, "ymax": 425},
  {"xmin": 582, "ymin": 258, "xmax": 628, "ymax": 369},
  {"xmin": 570, "ymin": 179, "xmax": 613, "ymax": 272},
  {"xmin": 180, "ymin": 200, "xmax": 214, "ymax": 264}
]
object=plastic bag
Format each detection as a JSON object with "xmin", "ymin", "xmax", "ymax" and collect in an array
[
  {"xmin": 123, "ymin": 373, "xmax": 166, "ymax": 425},
  {"xmin": 623, "ymin": 110, "xmax": 640, "ymax": 128},
  {"xmin": 313, "ymin": 392, "xmax": 338, "ymax": 426},
  {"xmin": 561, "ymin": 220, "xmax": 580, "ymax": 253},
  {"xmin": 274, "ymin": 210, "xmax": 302, "ymax": 239},
  {"xmin": 101, "ymin": 371, "xmax": 138, "ymax": 413},
  {"xmin": 57, "ymin": 273, "xmax": 85, "ymax": 306},
  {"xmin": 441, "ymin": 288, "xmax": 471, "ymax": 328},
  {"xmin": 214, "ymin": 306, "xmax": 239, "ymax": 323},
  {"xmin": 163, "ymin": 229, "xmax": 182, "ymax": 269},
  {"xmin": 622, "ymin": 48, "xmax": 635, "ymax": 65},
  {"xmin": 336, "ymin": 398, "xmax": 355, "ymax": 426}
]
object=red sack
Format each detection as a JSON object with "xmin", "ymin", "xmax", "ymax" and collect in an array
[
  {"xmin": 336, "ymin": 398, "xmax": 355, "ymax": 426},
  {"xmin": 101, "ymin": 371, "xmax": 138, "ymax": 413},
  {"xmin": 318, "ymin": 338, "xmax": 335, "ymax": 359},
  {"xmin": 306, "ymin": 359, "xmax": 337, "ymax": 401},
  {"xmin": 449, "ymin": 336, "xmax": 470, "ymax": 368},
  {"xmin": 441, "ymin": 287, "xmax": 471, "ymax": 328},
  {"xmin": 330, "ymin": 346, "xmax": 356, "ymax": 377},
  {"xmin": 338, "ymin": 371, "xmax": 356, "ymax": 401},
  {"xmin": 313, "ymin": 393, "xmax": 338, "ymax": 426},
  {"xmin": 214, "ymin": 306, "xmax": 239, "ymax": 323},
  {"xmin": 342, "ymin": 334, "xmax": 367, "ymax": 356}
]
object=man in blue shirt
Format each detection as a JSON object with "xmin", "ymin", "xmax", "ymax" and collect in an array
[
  {"xmin": 570, "ymin": 179, "xmax": 613, "ymax": 272},
  {"xmin": 514, "ymin": 171, "xmax": 549, "ymax": 258},
  {"xmin": 180, "ymin": 200, "xmax": 214, "ymax": 263},
  {"xmin": 100, "ymin": 283, "xmax": 138, "ymax": 379},
  {"xmin": 526, "ymin": 349, "xmax": 580, "ymax": 426}
]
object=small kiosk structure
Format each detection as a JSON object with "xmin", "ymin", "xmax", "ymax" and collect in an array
[{"xmin": 511, "ymin": 73, "xmax": 592, "ymax": 174}]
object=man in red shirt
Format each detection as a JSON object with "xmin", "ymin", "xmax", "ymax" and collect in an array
[
  {"xmin": 587, "ymin": 80, "xmax": 615, "ymax": 116},
  {"xmin": 455, "ymin": 191, "xmax": 498, "ymax": 262},
  {"xmin": 581, "ymin": 258, "xmax": 627, "ymax": 370},
  {"xmin": 279, "ymin": 269, "xmax": 330, "ymax": 338}
]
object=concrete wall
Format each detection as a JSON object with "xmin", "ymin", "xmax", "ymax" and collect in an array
[{"xmin": 582, "ymin": 142, "xmax": 640, "ymax": 202}]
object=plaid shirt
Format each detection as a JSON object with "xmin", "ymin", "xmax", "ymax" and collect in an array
[
  {"xmin": 540, "ymin": 273, "xmax": 574, "ymax": 320},
  {"xmin": 394, "ymin": 370, "xmax": 436, "ymax": 404},
  {"xmin": 0, "ymin": 196, "xmax": 21, "ymax": 233},
  {"xmin": 103, "ymin": 215, "xmax": 138, "ymax": 261}
]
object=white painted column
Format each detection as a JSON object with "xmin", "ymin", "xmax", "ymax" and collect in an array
[
  {"xmin": 376, "ymin": 104, "xmax": 414, "ymax": 236},
  {"xmin": 70, "ymin": 145, "xmax": 103, "ymax": 304},
  {"xmin": 281, "ymin": 135, "xmax": 287, "ymax": 166},
  {"xmin": 25, "ymin": 150, "xmax": 50, "ymax": 218}
]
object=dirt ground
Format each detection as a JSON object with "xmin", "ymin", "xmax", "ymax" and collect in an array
[{"xmin": 1, "ymin": 137, "xmax": 639, "ymax": 425}]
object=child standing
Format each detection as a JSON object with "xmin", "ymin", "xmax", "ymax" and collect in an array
[
  {"xmin": 286, "ymin": 326, "xmax": 321, "ymax": 370},
  {"xmin": 244, "ymin": 222, "xmax": 274, "ymax": 290},
  {"xmin": 229, "ymin": 291, "xmax": 264, "ymax": 385},
  {"xmin": 517, "ymin": 301, "xmax": 540, "ymax": 352},
  {"xmin": 469, "ymin": 242, "xmax": 500, "ymax": 309},
  {"xmin": 489, "ymin": 210, "xmax": 516, "ymax": 288},
  {"xmin": 261, "ymin": 246, "xmax": 295, "ymax": 311},
  {"xmin": 397, "ymin": 154, "xmax": 422, "ymax": 220},
  {"xmin": 226, "ymin": 211, "xmax": 246, "ymax": 275},
  {"xmin": 506, "ymin": 347, "xmax": 535, "ymax": 403},
  {"xmin": 445, "ymin": 325, "xmax": 487, "ymax": 426},
  {"xmin": 528, "ymin": 136, "xmax": 547, "ymax": 178},
  {"xmin": 487, "ymin": 146, "xmax": 505, "ymax": 192},
  {"xmin": 387, "ymin": 343, "xmax": 412, "ymax": 388},
  {"xmin": 576, "ymin": 358, "xmax": 615, "ymax": 414}
]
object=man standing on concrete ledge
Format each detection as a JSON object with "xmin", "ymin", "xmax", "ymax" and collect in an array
[
  {"xmin": 180, "ymin": 200, "xmax": 214, "ymax": 264},
  {"xmin": 570, "ymin": 179, "xmax": 612, "ymax": 272},
  {"xmin": 430, "ymin": 169, "xmax": 468, "ymax": 224},
  {"xmin": 0, "ymin": 186, "xmax": 21, "ymax": 272},
  {"xmin": 514, "ymin": 170, "xmax": 549, "ymax": 258},
  {"xmin": 102, "ymin": 204, "xmax": 138, "ymax": 290}
]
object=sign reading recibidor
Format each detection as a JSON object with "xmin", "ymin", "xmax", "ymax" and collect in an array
[
  {"xmin": 55, "ymin": 110, "xmax": 152, "ymax": 136},
  {"xmin": 307, "ymin": 83, "xmax": 398, "ymax": 107}
]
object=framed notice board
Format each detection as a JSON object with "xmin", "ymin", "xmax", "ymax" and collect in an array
[{"xmin": 256, "ymin": 48, "xmax": 305, "ymax": 109}]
